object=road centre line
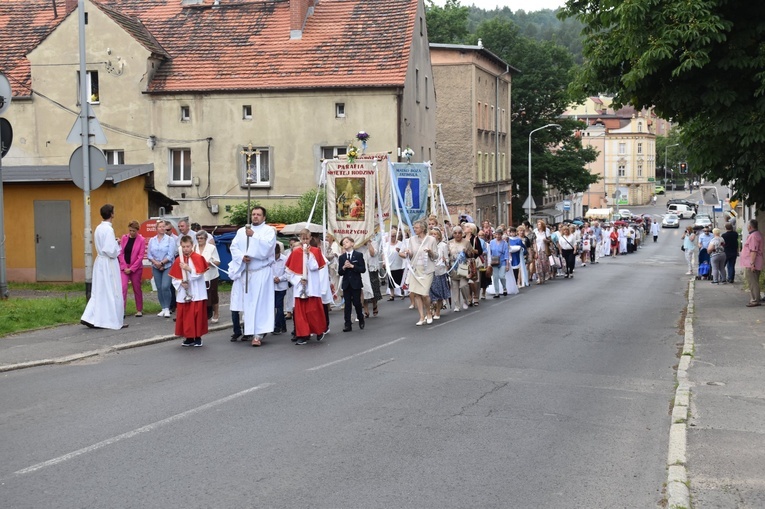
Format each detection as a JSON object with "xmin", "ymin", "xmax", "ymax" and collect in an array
[
  {"xmin": 306, "ymin": 337, "xmax": 406, "ymax": 371},
  {"xmin": 13, "ymin": 383, "xmax": 274, "ymax": 477}
]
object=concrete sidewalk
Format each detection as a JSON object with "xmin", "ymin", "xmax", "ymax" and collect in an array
[
  {"xmin": 684, "ymin": 276, "xmax": 765, "ymax": 507},
  {"xmin": 0, "ymin": 305, "xmax": 235, "ymax": 372}
]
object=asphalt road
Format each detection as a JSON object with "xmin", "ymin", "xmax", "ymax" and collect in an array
[{"xmin": 0, "ymin": 205, "xmax": 690, "ymax": 508}]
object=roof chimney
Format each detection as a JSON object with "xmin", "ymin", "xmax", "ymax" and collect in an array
[{"xmin": 290, "ymin": 0, "xmax": 314, "ymax": 40}]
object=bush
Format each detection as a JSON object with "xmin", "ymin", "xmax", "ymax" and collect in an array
[{"xmin": 225, "ymin": 189, "xmax": 325, "ymax": 226}]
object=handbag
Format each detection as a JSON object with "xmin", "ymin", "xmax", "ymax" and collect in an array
[
  {"xmin": 681, "ymin": 245, "xmax": 685, "ymax": 252},
  {"xmin": 491, "ymin": 255, "xmax": 500, "ymax": 266},
  {"xmin": 548, "ymin": 255, "xmax": 561, "ymax": 269},
  {"xmin": 456, "ymin": 263, "xmax": 469, "ymax": 278}
]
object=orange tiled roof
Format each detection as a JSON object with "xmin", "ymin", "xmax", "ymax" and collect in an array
[
  {"xmin": 1, "ymin": 0, "xmax": 418, "ymax": 97},
  {"xmin": 0, "ymin": 2, "xmax": 63, "ymax": 96}
]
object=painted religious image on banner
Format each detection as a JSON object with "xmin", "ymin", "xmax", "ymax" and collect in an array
[
  {"xmin": 398, "ymin": 178, "xmax": 419, "ymax": 210},
  {"xmin": 336, "ymin": 178, "xmax": 366, "ymax": 221}
]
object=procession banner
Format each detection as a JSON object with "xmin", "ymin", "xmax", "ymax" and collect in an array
[
  {"xmin": 391, "ymin": 162, "xmax": 430, "ymax": 222},
  {"xmin": 356, "ymin": 152, "xmax": 391, "ymax": 223},
  {"xmin": 326, "ymin": 159, "xmax": 377, "ymax": 248}
]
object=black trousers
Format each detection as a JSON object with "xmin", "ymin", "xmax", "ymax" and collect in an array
[
  {"xmin": 343, "ymin": 287, "xmax": 364, "ymax": 326},
  {"xmin": 561, "ymin": 249, "xmax": 576, "ymax": 275}
]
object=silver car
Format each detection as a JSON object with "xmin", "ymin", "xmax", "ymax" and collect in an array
[
  {"xmin": 662, "ymin": 214, "xmax": 680, "ymax": 228},
  {"xmin": 694, "ymin": 214, "xmax": 712, "ymax": 229}
]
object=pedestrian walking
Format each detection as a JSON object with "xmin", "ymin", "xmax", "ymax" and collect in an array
[
  {"xmin": 170, "ymin": 235, "xmax": 208, "ymax": 347},
  {"xmin": 228, "ymin": 206, "xmax": 276, "ymax": 346},
  {"xmin": 338, "ymin": 236, "xmax": 367, "ymax": 332}
]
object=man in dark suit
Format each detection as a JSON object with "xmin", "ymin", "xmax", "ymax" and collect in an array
[{"xmin": 337, "ymin": 236, "xmax": 366, "ymax": 332}]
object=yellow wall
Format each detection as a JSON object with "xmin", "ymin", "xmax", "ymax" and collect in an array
[{"xmin": 4, "ymin": 178, "xmax": 150, "ymax": 281}]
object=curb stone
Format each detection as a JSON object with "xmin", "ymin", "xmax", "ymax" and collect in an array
[
  {"xmin": 666, "ymin": 278, "xmax": 695, "ymax": 509},
  {"xmin": 0, "ymin": 323, "xmax": 232, "ymax": 373}
]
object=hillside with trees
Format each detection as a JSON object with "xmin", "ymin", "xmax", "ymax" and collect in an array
[{"xmin": 427, "ymin": 0, "xmax": 596, "ymax": 221}]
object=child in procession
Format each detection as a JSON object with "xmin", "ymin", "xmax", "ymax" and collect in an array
[{"xmin": 170, "ymin": 235, "xmax": 209, "ymax": 347}]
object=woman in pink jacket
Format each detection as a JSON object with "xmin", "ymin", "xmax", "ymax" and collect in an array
[{"xmin": 118, "ymin": 220, "xmax": 146, "ymax": 316}]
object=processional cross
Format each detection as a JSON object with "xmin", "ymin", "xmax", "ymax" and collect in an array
[{"xmin": 240, "ymin": 143, "xmax": 261, "ymax": 292}]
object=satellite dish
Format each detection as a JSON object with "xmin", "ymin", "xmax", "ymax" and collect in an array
[{"xmin": 0, "ymin": 73, "xmax": 11, "ymax": 116}]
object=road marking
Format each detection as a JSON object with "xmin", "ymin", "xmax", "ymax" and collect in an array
[
  {"xmin": 13, "ymin": 383, "xmax": 274, "ymax": 477},
  {"xmin": 306, "ymin": 337, "xmax": 406, "ymax": 371}
]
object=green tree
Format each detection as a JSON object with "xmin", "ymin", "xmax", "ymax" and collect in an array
[
  {"xmin": 561, "ymin": 0, "xmax": 765, "ymax": 205},
  {"xmin": 425, "ymin": 0, "xmax": 471, "ymax": 44},
  {"xmin": 225, "ymin": 189, "xmax": 325, "ymax": 227},
  {"xmin": 655, "ymin": 130, "xmax": 689, "ymax": 182},
  {"xmin": 476, "ymin": 18, "xmax": 598, "ymax": 220}
]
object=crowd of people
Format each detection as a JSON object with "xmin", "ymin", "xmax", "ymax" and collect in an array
[
  {"xmin": 92, "ymin": 204, "xmax": 761, "ymax": 347},
  {"xmin": 218, "ymin": 213, "xmax": 657, "ymax": 347}
]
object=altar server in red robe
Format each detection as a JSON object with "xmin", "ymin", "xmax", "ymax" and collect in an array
[
  {"xmin": 285, "ymin": 229, "xmax": 328, "ymax": 345},
  {"xmin": 169, "ymin": 236, "xmax": 209, "ymax": 347}
]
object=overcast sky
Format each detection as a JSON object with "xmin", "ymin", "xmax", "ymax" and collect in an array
[{"xmin": 431, "ymin": 0, "xmax": 566, "ymax": 12}]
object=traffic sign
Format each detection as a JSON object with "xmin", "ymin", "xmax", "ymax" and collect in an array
[
  {"xmin": 700, "ymin": 185, "xmax": 719, "ymax": 205},
  {"xmin": 522, "ymin": 195, "xmax": 536, "ymax": 210},
  {"xmin": 67, "ymin": 103, "xmax": 108, "ymax": 145},
  {"xmin": 562, "ymin": 200, "xmax": 572, "ymax": 211},
  {"xmin": 0, "ymin": 118, "xmax": 11, "ymax": 157},
  {"xmin": 69, "ymin": 145, "xmax": 108, "ymax": 190}
]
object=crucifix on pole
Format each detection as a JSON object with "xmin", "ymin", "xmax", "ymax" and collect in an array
[{"xmin": 240, "ymin": 143, "xmax": 260, "ymax": 292}]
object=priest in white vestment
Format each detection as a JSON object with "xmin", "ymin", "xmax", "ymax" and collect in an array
[
  {"xmin": 229, "ymin": 206, "xmax": 276, "ymax": 346},
  {"xmin": 81, "ymin": 204, "xmax": 125, "ymax": 330}
]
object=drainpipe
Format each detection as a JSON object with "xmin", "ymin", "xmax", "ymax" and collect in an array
[{"xmin": 495, "ymin": 65, "xmax": 509, "ymax": 225}]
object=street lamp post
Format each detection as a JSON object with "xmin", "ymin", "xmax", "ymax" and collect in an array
[
  {"xmin": 528, "ymin": 123, "xmax": 561, "ymax": 220},
  {"xmin": 665, "ymin": 143, "xmax": 680, "ymax": 199}
]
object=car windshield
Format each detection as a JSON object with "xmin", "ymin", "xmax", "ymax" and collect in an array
[{"xmin": 666, "ymin": 215, "xmax": 679, "ymax": 220}]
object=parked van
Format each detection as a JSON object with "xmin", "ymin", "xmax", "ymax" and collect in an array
[{"xmin": 667, "ymin": 203, "xmax": 696, "ymax": 219}]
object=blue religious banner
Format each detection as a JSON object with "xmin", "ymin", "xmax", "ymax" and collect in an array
[{"xmin": 391, "ymin": 163, "xmax": 430, "ymax": 222}]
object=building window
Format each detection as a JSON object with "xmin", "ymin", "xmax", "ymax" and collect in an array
[
  {"xmin": 618, "ymin": 165, "xmax": 626, "ymax": 177},
  {"xmin": 637, "ymin": 142, "xmax": 643, "ymax": 154},
  {"xmin": 638, "ymin": 122, "xmax": 643, "ymax": 132},
  {"xmin": 415, "ymin": 68, "xmax": 420, "ymax": 103},
  {"xmin": 180, "ymin": 105, "xmax": 190, "ymax": 122},
  {"xmin": 170, "ymin": 148, "xmax": 192, "ymax": 185},
  {"xmin": 420, "ymin": 16, "xmax": 423, "ymax": 36},
  {"xmin": 335, "ymin": 103, "xmax": 345, "ymax": 118},
  {"xmin": 240, "ymin": 146, "xmax": 270, "ymax": 187},
  {"xmin": 477, "ymin": 102, "xmax": 482, "ymax": 130},
  {"xmin": 78, "ymin": 70, "xmax": 99, "ymax": 104},
  {"xmin": 501, "ymin": 109, "xmax": 506, "ymax": 133},
  {"xmin": 618, "ymin": 142, "xmax": 626, "ymax": 154},
  {"xmin": 425, "ymin": 76, "xmax": 429, "ymax": 109},
  {"xmin": 321, "ymin": 146, "xmax": 347, "ymax": 159},
  {"xmin": 477, "ymin": 152, "xmax": 483, "ymax": 182},
  {"xmin": 638, "ymin": 164, "xmax": 643, "ymax": 177},
  {"xmin": 243, "ymin": 105, "xmax": 252, "ymax": 120},
  {"xmin": 104, "ymin": 150, "xmax": 124, "ymax": 165},
  {"xmin": 484, "ymin": 104, "xmax": 489, "ymax": 130},
  {"xmin": 491, "ymin": 106, "xmax": 495, "ymax": 130}
]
